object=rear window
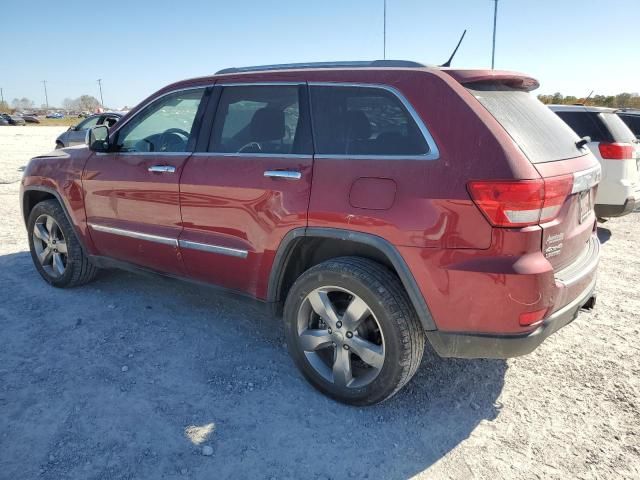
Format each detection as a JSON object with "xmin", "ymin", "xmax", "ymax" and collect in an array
[{"xmin": 467, "ymin": 84, "xmax": 582, "ymax": 164}]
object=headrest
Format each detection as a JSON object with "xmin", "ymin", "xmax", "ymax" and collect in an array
[
  {"xmin": 345, "ymin": 110, "xmax": 371, "ymax": 141},
  {"xmin": 250, "ymin": 108, "xmax": 285, "ymax": 142}
]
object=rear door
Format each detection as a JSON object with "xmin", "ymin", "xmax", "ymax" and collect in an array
[
  {"xmin": 177, "ymin": 82, "xmax": 313, "ymax": 298},
  {"xmin": 467, "ymin": 86, "xmax": 600, "ymax": 271},
  {"xmin": 83, "ymin": 87, "xmax": 207, "ymax": 275}
]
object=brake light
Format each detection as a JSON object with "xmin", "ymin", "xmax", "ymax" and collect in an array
[
  {"xmin": 467, "ymin": 176, "xmax": 573, "ymax": 227},
  {"xmin": 598, "ymin": 142, "xmax": 634, "ymax": 160}
]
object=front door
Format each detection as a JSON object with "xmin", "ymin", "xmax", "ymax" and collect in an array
[
  {"xmin": 83, "ymin": 87, "xmax": 208, "ymax": 275},
  {"xmin": 178, "ymin": 83, "xmax": 313, "ymax": 298}
]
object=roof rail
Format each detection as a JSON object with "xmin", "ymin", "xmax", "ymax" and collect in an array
[{"xmin": 215, "ymin": 60, "xmax": 428, "ymax": 75}]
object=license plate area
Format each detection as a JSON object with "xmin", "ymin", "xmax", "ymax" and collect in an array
[{"xmin": 578, "ymin": 189, "xmax": 593, "ymax": 223}]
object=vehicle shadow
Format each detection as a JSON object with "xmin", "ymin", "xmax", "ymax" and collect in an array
[
  {"xmin": 0, "ymin": 251, "xmax": 506, "ymax": 480},
  {"xmin": 597, "ymin": 227, "xmax": 611, "ymax": 244}
]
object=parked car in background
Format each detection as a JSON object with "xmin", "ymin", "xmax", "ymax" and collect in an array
[
  {"xmin": 46, "ymin": 112, "xmax": 64, "ymax": 119},
  {"xmin": 0, "ymin": 116, "xmax": 8, "ymax": 126},
  {"xmin": 617, "ymin": 109, "xmax": 640, "ymax": 139},
  {"xmin": 22, "ymin": 61, "xmax": 600, "ymax": 405},
  {"xmin": 55, "ymin": 112, "xmax": 123, "ymax": 148},
  {"xmin": 550, "ymin": 105, "xmax": 640, "ymax": 218},
  {"xmin": 0, "ymin": 113, "xmax": 26, "ymax": 125},
  {"xmin": 21, "ymin": 114, "xmax": 40, "ymax": 124}
]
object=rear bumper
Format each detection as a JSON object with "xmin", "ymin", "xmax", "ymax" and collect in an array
[
  {"xmin": 426, "ymin": 278, "xmax": 597, "ymax": 359},
  {"xmin": 595, "ymin": 197, "xmax": 637, "ymax": 217}
]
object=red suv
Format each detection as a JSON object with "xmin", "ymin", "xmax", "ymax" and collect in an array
[{"xmin": 21, "ymin": 61, "xmax": 600, "ymax": 405}]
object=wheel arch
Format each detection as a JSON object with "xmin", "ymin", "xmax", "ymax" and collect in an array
[
  {"xmin": 267, "ymin": 227, "xmax": 437, "ymax": 331},
  {"xmin": 21, "ymin": 186, "xmax": 90, "ymax": 255}
]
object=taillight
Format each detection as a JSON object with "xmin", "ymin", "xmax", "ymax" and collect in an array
[
  {"xmin": 467, "ymin": 176, "xmax": 573, "ymax": 227},
  {"xmin": 598, "ymin": 142, "xmax": 634, "ymax": 160},
  {"xmin": 519, "ymin": 308, "xmax": 548, "ymax": 327}
]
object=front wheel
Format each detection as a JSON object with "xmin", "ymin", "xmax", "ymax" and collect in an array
[
  {"xmin": 27, "ymin": 199, "xmax": 98, "ymax": 287},
  {"xmin": 283, "ymin": 257, "xmax": 425, "ymax": 406}
]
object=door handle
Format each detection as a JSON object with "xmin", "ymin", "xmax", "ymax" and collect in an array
[
  {"xmin": 264, "ymin": 170, "xmax": 302, "ymax": 180},
  {"xmin": 148, "ymin": 165, "xmax": 176, "ymax": 173}
]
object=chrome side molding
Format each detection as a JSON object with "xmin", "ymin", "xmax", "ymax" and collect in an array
[
  {"xmin": 88, "ymin": 223, "xmax": 248, "ymax": 259},
  {"xmin": 89, "ymin": 223, "xmax": 177, "ymax": 246},
  {"xmin": 177, "ymin": 239, "xmax": 248, "ymax": 258}
]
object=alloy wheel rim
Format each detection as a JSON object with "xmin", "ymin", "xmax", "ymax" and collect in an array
[
  {"xmin": 32, "ymin": 214, "xmax": 68, "ymax": 278},
  {"xmin": 296, "ymin": 286, "xmax": 385, "ymax": 389}
]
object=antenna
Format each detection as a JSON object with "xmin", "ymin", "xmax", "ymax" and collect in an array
[
  {"xmin": 440, "ymin": 30, "xmax": 467, "ymax": 68},
  {"xmin": 583, "ymin": 90, "xmax": 594, "ymax": 106}
]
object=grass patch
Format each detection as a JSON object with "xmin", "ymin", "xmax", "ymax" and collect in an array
[{"xmin": 31, "ymin": 117, "xmax": 84, "ymax": 127}]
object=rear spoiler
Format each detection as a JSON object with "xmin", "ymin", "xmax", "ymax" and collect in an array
[{"xmin": 442, "ymin": 69, "xmax": 540, "ymax": 92}]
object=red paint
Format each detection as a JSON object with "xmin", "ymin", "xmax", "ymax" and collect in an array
[{"xmin": 20, "ymin": 65, "xmax": 599, "ymax": 342}]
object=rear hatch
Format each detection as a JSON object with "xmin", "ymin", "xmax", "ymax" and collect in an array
[{"xmin": 457, "ymin": 76, "xmax": 600, "ymax": 271}]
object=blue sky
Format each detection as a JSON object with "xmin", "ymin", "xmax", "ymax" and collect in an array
[{"xmin": 2, "ymin": 0, "xmax": 638, "ymax": 108}]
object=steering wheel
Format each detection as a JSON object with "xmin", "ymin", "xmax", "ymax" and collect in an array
[
  {"xmin": 157, "ymin": 128, "xmax": 190, "ymax": 152},
  {"xmin": 238, "ymin": 142, "xmax": 262, "ymax": 153}
]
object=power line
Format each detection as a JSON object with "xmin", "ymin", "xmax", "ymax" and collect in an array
[{"xmin": 491, "ymin": 0, "xmax": 499, "ymax": 69}]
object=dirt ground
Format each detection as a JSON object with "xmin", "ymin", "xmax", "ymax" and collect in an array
[{"xmin": 0, "ymin": 126, "xmax": 639, "ymax": 480}]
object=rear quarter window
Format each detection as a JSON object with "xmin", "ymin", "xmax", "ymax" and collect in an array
[
  {"xmin": 467, "ymin": 84, "xmax": 582, "ymax": 164},
  {"xmin": 599, "ymin": 113, "xmax": 637, "ymax": 143},
  {"xmin": 618, "ymin": 114, "xmax": 640, "ymax": 136}
]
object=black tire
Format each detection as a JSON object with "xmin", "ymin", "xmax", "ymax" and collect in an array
[
  {"xmin": 283, "ymin": 256, "xmax": 425, "ymax": 406},
  {"xmin": 27, "ymin": 199, "xmax": 98, "ymax": 288},
  {"xmin": 55, "ymin": 142, "xmax": 64, "ymax": 149}
]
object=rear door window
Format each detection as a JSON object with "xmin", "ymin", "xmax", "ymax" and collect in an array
[
  {"xmin": 309, "ymin": 85, "xmax": 429, "ymax": 156},
  {"xmin": 209, "ymin": 85, "xmax": 312, "ymax": 155},
  {"xmin": 467, "ymin": 84, "xmax": 582, "ymax": 163}
]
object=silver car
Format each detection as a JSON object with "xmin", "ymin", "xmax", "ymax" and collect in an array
[{"xmin": 55, "ymin": 113, "xmax": 122, "ymax": 148}]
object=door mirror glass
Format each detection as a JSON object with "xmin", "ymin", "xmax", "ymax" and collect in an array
[{"xmin": 86, "ymin": 125, "xmax": 110, "ymax": 152}]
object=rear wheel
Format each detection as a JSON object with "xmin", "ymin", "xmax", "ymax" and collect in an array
[
  {"xmin": 27, "ymin": 199, "xmax": 98, "ymax": 287},
  {"xmin": 283, "ymin": 257, "xmax": 424, "ymax": 405}
]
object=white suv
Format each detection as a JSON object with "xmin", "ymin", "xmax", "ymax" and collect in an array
[{"xmin": 550, "ymin": 105, "xmax": 640, "ymax": 217}]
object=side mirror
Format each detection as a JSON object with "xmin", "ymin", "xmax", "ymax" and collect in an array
[{"xmin": 86, "ymin": 125, "xmax": 110, "ymax": 152}]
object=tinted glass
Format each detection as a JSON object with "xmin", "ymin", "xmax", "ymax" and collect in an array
[
  {"xmin": 599, "ymin": 113, "xmax": 636, "ymax": 143},
  {"xmin": 310, "ymin": 85, "xmax": 429, "ymax": 156},
  {"xmin": 468, "ymin": 84, "xmax": 582, "ymax": 163},
  {"xmin": 76, "ymin": 116, "xmax": 100, "ymax": 131},
  {"xmin": 210, "ymin": 85, "xmax": 311, "ymax": 154},
  {"xmin": 619, "ymin": 114, "xmax": 640, "ymax": 136},
  {"xmin": 554, "ymin": 111, "xmax": 609, "ymax": 142},
  {"xmin": 116, "ymin": 88, "xmax": 205, "ymax": 153}
]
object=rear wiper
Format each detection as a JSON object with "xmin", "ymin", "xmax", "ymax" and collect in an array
[{"xmin": 576, "ymin": 136, "xmax": 591, "ymax": 149}]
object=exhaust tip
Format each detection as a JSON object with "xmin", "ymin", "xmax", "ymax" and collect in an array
[{"xmin": 580, "ymin": 295, "xmax": 597, "ymax": 312}]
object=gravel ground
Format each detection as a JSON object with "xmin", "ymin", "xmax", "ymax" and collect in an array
[{"xmin": 0, "ymin": 126, "xmax": 639, "ymax": 480}]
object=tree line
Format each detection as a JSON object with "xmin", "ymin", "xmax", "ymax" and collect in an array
[
  {"xmin": 537, "ymin": 92, "xmax": 640, "ymax": 109},
  {"xmin": 0, "ymin": 94, "xmax": 102, "ymax": 113}
]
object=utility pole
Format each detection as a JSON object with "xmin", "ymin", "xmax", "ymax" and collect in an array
[
  {"xmin": 383, "ymin": 0, "xmax": 387, "ymax": 59},
  {"xmin": 491, "ymin": 0, "xmax": 499, "ymax": 69},
  {"xmin": 42, "ymin": 80, "xmax": 49, "ymax": 109},
  {"xmin": 97, "ymin": 78, "xmax": 104, "ymax": 107},
  {"xmin": 0, "ymin": 87, "xmax": 4, "ymax": 105}
]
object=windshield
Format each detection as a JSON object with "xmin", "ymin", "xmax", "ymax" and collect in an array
[{"xmin": 467, "ymin": 83, "xmax": 583, "ymax": 164}]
